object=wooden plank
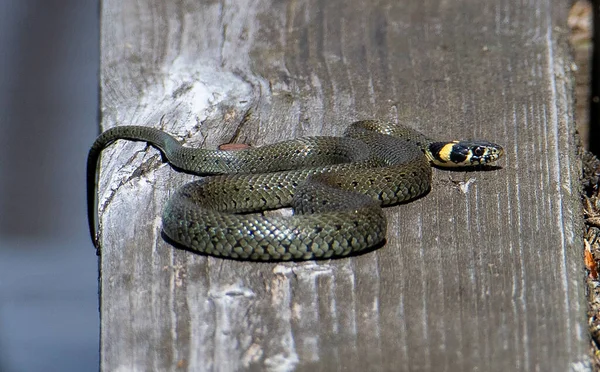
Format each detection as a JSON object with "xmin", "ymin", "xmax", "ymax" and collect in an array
[{"xmin": 98, "ymin": 0, "xmax": 588, "ymax": 370}]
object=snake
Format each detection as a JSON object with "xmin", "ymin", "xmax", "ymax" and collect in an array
[{"xmin": 87, "ymin": 120, "xmax": 503, "ymax": 261}]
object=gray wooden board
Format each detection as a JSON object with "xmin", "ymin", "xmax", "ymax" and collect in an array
[{"xmin": 98, "ymin": 0, "xmax": 588, "ymax": 370}]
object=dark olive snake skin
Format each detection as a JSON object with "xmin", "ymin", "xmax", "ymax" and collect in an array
[{"xmin": 87, "ymin": 120, "xmax": 503, "ymax": 261}]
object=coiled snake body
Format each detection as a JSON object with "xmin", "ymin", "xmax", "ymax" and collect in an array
[{"xmin": 88, "ymin": 120, "xmax": 503, "ymax": 261}]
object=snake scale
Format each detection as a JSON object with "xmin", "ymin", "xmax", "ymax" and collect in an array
[{"xmin": 88, "ymin": 120, "xmax": 503, "ymax": 261}]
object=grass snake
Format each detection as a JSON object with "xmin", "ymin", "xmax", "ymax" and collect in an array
[{"xmin": 87, "ymin": 120, "xmax": 503, "ymax": 261}]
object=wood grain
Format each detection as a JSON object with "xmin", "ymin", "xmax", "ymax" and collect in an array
[{"xmin": 98, "ymin": 0, "xmax": 588, "ymax": 370}]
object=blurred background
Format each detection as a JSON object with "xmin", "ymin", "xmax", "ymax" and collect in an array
[{"xmin": 0, "ymin": 1, "xmax": 99, "ymax": 371}]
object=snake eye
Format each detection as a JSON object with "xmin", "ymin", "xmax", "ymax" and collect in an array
[{"xmin": 473, "ymin": 146, "xmax": 485, "ymax": 157}]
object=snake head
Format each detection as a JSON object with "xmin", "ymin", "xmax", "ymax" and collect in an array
[{"xmin": 428, "ymin": 141, "xmax": 504, "ymax": 167}]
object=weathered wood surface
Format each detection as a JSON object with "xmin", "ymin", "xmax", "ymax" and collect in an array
[{"xmin": 98, "ymin": 0, "xmax": 588, "ymax": 370}]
